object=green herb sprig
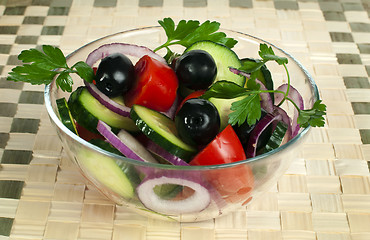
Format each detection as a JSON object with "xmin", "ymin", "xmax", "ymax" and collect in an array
[
  {"xmin": 7, "ymin": 45, "xmax": 94, "ymax": 92},
  {"xmin": 202, "ymin": 43, "xmax": 327, "ymax": 128},
  {"xmin": 154, "ymin": 18, "xmax": 237, "ymax": 61}
]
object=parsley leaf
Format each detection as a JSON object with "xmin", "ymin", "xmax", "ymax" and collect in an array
[
  {"xmin": 7, "ymin": 45, "xmax": 93, "ymax": 92},
  {"xmin": 297, "ymin": 100, "xmax": 326, "ymax": 128},
  {"xmin": 246, "ymin": 76, "xmax": 261, "ymax": 91},
  {"xmin": 72, "ymin": 61, "xmax": 95, "ymax": 83},
  {"xmin": 259, "ymin": 44, "xmax": 288, "ymax": 65},
  {"xmin": 201, "ymin": 81, "xmax": 264, "ymax": 126},
  {"xmin": 159, "ymin": 18, "xmax": 200, "ymax": 42},
  {"xmin": 155, "ymin": 18, "xmax": 238, "ymax": 54},
  {"xmin": 239, "ymin": 59, "xmax": 265, "ymax": 73},
  {"xmin": 202, "ymin": 42, "xmax": 326, "ymax": 129},
  {"xmin": 201, "ymin": 80, "xmax": 247, "ymax": 99},
  {"xmin": 229, "ymin": 94, "xmax": 261, "ymax": 126}
]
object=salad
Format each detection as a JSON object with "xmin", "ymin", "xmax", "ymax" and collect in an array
[{"xmin": 7, "ymin": 18, "xmax": 326, "ymax": 216}]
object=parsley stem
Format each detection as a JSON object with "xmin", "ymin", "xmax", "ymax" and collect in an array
[
  {"xmin": 154, "ymin": 41, "xmax": 172, "ymax": 52},
  {"xmin": 276, "ymin": 63, "xmax": 290, "ymax": 107},
  {"xmin": 285, "ymin": 97, "xmax": 302, "ymax": 114}
]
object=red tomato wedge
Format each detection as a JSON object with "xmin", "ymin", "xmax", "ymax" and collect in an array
[
  {"xmin": 207, "ymin": 165, "xmax": 254, "ymax": 203},
  {"xmin": 124, "ymin": 55, "xmax": 178, "ymax": 112},
  {"xmin": 189, "ymin": 125, "xmax": 254, "ymax": 203},
  {"xmin": 175, "ymin": 90, "xmax": 205, "ymax": 115},
  {"xmin": 76, "ymin": 122, "xmax": 104, "ymax": 142},
  {"xmin": 189, "ymin": 125, "xmax": 246, "ymax": 165}
]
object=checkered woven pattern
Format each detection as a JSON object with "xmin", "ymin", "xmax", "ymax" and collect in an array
[{"xmin": 0, "ymin": 0, "xmax": 369, "ymax": 239}]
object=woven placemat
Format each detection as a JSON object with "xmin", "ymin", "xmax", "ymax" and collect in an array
[{"xmin": 0, "ymin": 0, "xmax": 370, "ymax": 239}]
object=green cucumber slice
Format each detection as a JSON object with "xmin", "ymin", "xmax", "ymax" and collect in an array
[
  {"xmin": 130, "ymin": 105, "xmax": 197, "ymax": 161},
  {"xmin": 262, "ymin": 121, "xmax": 288, "ymax": 153},
  {"xmin": 78, "ymin": 148, "xmax": 137, "ymax": 199},
  {"xmin": 56, "ymin": 97, "xmax": 78, "ymax": 135},
  {"xmin": 89, "ymin": 138, "xmax": 141, "ymax": 183},
  {"xmin": 153, "ymin": 184, "xmax": 183, "ymax": 200},
  {"xmin": 185, "ymin": 40, "xmax": 245, "ymax": 86},
  {"xmin": 68, "ymin": 87, "xmax": 138, "ymax": 134},
  {"xmin": 90, "ymin": 139, "xmax": 182, "ymax": 200}
]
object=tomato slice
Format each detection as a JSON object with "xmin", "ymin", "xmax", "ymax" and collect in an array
[
  {"xmin": 189, "ymin": 125, "xmax": 254, "ymax": 203},
  {"xmin": 124, "ymin": 55, "xmax": 178, "ymax": 112}
]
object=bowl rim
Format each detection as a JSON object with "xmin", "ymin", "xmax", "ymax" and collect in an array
[{"xmin": 44, "ymin": 26, "xmax": 319, "ymax": 171}]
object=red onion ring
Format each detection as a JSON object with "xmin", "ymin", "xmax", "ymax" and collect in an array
[
  {"xmin": 273, "ymin": 106, "xmax": 293, "ymax": 141},
  {"xmin": 96, "ymin": 120, "xmax": 157, "ymax": 163},
  {"xmin": 274, "ymin": 84, "xmax": 304, "ymax": 137},
  {"xmin": 144, "ymin": 139, "xmax": 189, "ymax": 166},
  {"xmin": 85, "ymin": 42, "xmax": 167, "ymax": 67},
  {"xmin": 255, "ymin": 79, "xmax": 274, "ymax": 114},
  {"xmin": 162, "ymin": 94, "xmax": 180, "ymax": 120},
  {"xmin": 246, "ymin": 113, "xmax": 282, "ymax": 158},
  {"xmin": 84, "ymin": 81, "xmax": 131, "ymax": 117}
]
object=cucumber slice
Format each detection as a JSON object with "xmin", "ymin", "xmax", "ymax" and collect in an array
[
  {"xmin": 261, "ymin": 121, "xmax": 288, "ymax": 153},
  {"xmin": 68, "ymin": 87, "xmax": 138, "ymax": 134},
  {"xmin": 56, "ymin": 97, "xmax": 78, "ymax": 135},
  {"xmin": 130, "ymin": 105, "xmax": 197, "ymax": 161},
  {"xmin": 90, "ymin": 138, "xmax": 182, "ymax": 200},
  {"xmin": 89, "ymin": 138, "xmax": 142, "ymax": 182},
  {"xmin": 78, "ymin": 147, "xmax": 137, "ymax": 199},
  {"xmin": 185, "ymin": 40, "xmax": 245, "ymax": 86},
  {"xmin": 153, "ymin": 184, "xmax": 183, "ymax": 200}
]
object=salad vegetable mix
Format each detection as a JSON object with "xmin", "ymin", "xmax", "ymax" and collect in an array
[{"xmin": 8, "ymin": 18, "xmax": 326, "ymax": 215}]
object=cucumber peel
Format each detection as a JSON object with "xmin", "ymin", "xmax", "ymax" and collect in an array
[
  {"xmin": 185, "ymin": 40, "xmax": 245, "ymax": 87},
  {"xmin": 56, "ymin": 97, "xmax": 78, "ymax": 135}
]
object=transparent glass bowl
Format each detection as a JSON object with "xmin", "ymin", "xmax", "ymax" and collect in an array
[{"xmin": 44, "ymin": 27, "xmax": 319, "ymax": 222}]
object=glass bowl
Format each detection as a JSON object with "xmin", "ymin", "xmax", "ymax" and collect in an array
[{"xmin": 44, "ymin": 27, "xmax": 319, "ymax": 222}]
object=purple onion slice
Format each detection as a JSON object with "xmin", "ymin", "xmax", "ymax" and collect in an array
[
  {"xmin": 85, "ymin": 42, "xmax": 167, "ymax": 67},
  {"xmin": 85, "ymin": 81, "xmax": 131, "ymax": 117},
  {"xmin": 274, "ymin": 83, "xmax": 304, "ymax": 137},
  {"xmin": 255, "ymin": 79, "xmax": 274, "ymax": 114},
  {"xmin": 246, "ymin": 113, "xmax": 282, "ymax": 158},
  {"xmin": 273, "ymin": 106, "xmax": 293, "ymax": 141},
  {"xmin": 144, "ymin": 139, "xmax": 189, "ymax": 166},
  {"xmin": 96, "ymin": 120, "xmax": 157, "ymax": 163}
]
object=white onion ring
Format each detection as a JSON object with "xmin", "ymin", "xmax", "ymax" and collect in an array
[{"xmin": 137, "ymin": 172, "xmax": 211, "ymax": 214}]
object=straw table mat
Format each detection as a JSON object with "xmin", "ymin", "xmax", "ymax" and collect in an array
[{"xmin": 0, "ymin": 0, "xmax": 370, "ymax": 239}]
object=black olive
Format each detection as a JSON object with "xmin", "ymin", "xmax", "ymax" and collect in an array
[
  {"xmin": 95, "ymin": 53, "xmax": 135, "ymax": 98},
  {"xmin": 175, "ymin": 98, "xmax": 220, "ymax": 146},
  {"xmin": 174, "ymin": 50, "xmax": 217, "ymax": 90},
  {"xmin": 233, "ymin": 109, "xmax": 272, "ymax": 152}
]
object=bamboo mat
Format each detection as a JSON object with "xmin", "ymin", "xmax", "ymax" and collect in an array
[{"xmin": 0, "ymin": 0, "xmax": 370, "ymax": 239}]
